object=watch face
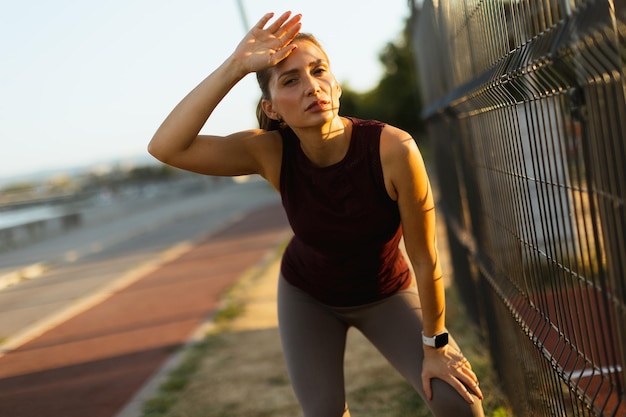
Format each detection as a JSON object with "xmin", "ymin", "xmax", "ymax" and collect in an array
[{"xmin": 435, "ymin": 332, "xmax": 449, "ymax": 348}]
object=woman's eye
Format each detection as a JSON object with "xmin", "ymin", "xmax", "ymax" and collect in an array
[
  {"xmin": 314, "ymin": 67, "xmax": 327, "ymax": 75},
  {"xmin": 284, "ymin": 78, "xmax": 297, "ymax": 85}
]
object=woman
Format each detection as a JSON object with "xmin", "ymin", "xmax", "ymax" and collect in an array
[{"xmin": 148, "ymin": 11, "xmax": 484, "ymax": 417}]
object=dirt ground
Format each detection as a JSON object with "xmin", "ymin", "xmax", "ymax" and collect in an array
[
  {"xmin": 143, "ymin": 237, "xmax": 512, "ymax": 417},
  {"xmin": 153, "ymin": 249, "xmax": 424, "ymax": 417}
]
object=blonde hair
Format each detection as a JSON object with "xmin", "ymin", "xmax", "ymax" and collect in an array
[{"xmin": 255, "ymin": 33, "xmax": 329, "ymax": 131}]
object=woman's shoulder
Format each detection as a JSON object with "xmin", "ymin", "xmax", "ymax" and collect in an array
[
  {"xmin": 341, "ymin": 117, "xmax": 415, "ymax": 158},
  {"xmin": 342, "ymin": 116, "xmax": 386, "ymax": 129},
  {"xmin": 245, "ymin": 128, "xmax": 283, "ymax": 155},
  {"xmin": 378, "ymin": 125, "xmax": 427, "ymax": 201},
  {"xmin": 379, "ymin": 124, "xmax": 419, "ymax": 162}
]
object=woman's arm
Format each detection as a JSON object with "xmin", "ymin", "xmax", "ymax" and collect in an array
[
  {"xmin": 380, "ymin": 125, "xmax": 483, "ymax": 404},
  {"xmin": 147, "ymin": 12, "xmax": 301, "ymax": 180}
]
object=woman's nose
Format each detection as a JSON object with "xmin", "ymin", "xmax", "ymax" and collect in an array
[{"xmin": 304, "ymin": 75, "xmax": 321, "ymax": 96}]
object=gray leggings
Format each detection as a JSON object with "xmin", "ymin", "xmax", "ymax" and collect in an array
[{"xmin": 277, "ymin": 275, "xmax": 484, "ymax": 417}]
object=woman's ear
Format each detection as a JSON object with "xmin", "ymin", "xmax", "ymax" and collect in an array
[{"xmin": 261, "ymin": 99, "xmax": 281, "ymax": 121}]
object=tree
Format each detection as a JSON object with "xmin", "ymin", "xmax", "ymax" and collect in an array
[{"xmin": 339, "ymin": 20, "xmax": 423, "ymax": 138}]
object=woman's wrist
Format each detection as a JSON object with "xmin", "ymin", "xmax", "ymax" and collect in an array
[
  {"xmin": 422, "ymin": 330, "xmax": 449, "ymax": 349},
  {"xmin": 221, "ymin": 54, "xmax": 250, "ymax": 83}
]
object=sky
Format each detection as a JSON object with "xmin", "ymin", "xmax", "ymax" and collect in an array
[{"xmin": 0, "ymin": 0, "xmax": 411, "ymax": 180}]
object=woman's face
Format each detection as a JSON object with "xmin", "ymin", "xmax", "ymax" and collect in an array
[{"xmin": 263, "ymin": 40, "xmax": 341, "ymax": 129}]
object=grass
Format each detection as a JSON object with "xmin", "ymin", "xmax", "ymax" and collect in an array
[{"xmin": 140, "ymin": 337, "xmax": 227, "ymax": 417}]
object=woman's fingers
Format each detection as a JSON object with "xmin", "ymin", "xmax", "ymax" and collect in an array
[
  {"xmin": 470, "ymin": 381, "xmax": 484, "ymax": 400},
  {"xmin": 447, "ymin": 376, "xmax": 477, "ymax": 405},
  {"xmin": 271, "ymin": 43, "xmax": 298, "ymax": 63},
  {"xmin": 252, "ymin": 11, "xmax": 297, "ymax": 38},
  {"xmin": 268, "ymin": 12, "xmax": 302, "ymax": 50},
  {"xmin": 442, "ymin": 362, "xmax": 478, "ymax": 404},
  {"xmin": 459, "ymin": 366, "xmax": 484, "ymax": 400},
  {"xmin": 253, "ymin": 12, "xmax": 275, "ymax": 30},
  {"xmin": 250, "ymin": 11, "xmax": 301, "ymax": 52},
  {"xmin": 422, "ymin": 370, "xmax": 481, "ymax": 405},
  {"xmin": 455, "ymin": 358, "xmax": 484, "ymax": 401},
  {"xmin": 423, "ymin": 348, "xmax": 484, "ymax": 405},
  {"xmin": 233, "ymin": 11, "xmax": 302, "ymax": 72},
  {"xmin": 279, "ymin": 14, "xmax": 302, "ymax": 43},
  {"xmin": 265, "ymin": 11, "xmax": 293, "ymax": 33}
]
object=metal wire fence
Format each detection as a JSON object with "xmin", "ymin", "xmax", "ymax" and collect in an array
[{"xmin": 410, "ymin": 1, "xmax": 625, "ymax": 415}]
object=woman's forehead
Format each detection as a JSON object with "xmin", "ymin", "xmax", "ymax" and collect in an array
[{"xmin": 278, "ymin": 40, "xmax": 329, "ymax": 67}]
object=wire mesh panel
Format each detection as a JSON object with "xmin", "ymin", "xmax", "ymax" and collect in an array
[{"xmin": 411, "ymin": 0, "xmax": 625, "ymax": 415}]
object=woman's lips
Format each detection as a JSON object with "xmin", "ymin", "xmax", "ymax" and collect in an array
[{"xmin": 305, "ymin": 99, "xmax": 330, "ymax": 112}]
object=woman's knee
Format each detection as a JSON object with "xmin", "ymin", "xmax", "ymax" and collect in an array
[{"xmin": 427, "ymin": 378, "xmax": 484, "ymax": 417}]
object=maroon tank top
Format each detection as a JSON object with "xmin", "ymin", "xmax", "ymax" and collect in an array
[{"xmin": 279, "ymin": 117, "xmax": 411, "ymax": 306}]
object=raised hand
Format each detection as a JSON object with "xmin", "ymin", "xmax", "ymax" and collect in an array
[
  {"xmin": 232, "ymin": 11, "xmax": 302, "ymax": 74},
  {"xmin": 148, "ymin": 11, "xmax": 302, "ymax": 181}
]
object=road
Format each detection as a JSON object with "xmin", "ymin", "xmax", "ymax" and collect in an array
[
  {"xmin": 0, "ymin": 177, "xmax": 291, "ymax": 417},
  {"xmin": 0, "ymin": 178, "xmax": 280, "ymax": 343}
]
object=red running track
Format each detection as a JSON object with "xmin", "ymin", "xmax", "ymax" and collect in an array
[{"xmin": 0, "ymin": 203, "xmax": 290, "ymax": 417}]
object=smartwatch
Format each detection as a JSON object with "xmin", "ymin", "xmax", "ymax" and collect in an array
[{"xmin": 422, "ymin": 331, "xmax": 449, "ymax": 348}]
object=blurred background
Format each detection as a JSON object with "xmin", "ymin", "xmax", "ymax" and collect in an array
[
  {"xmin": 2, "ymin": 0, "xmax": 625, "ymax": 416},
  {"xmin": 0, "ymin": 0, "xmax": 421, "ymax": 250},
  {"xmin": 0, "ymin": 0, "xmax": 415, "ymax": 181}
]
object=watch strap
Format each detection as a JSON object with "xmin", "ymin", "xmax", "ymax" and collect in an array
[{"xmin": 422, "ymin": 331, "xmax": 449, "ymax": 348}]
